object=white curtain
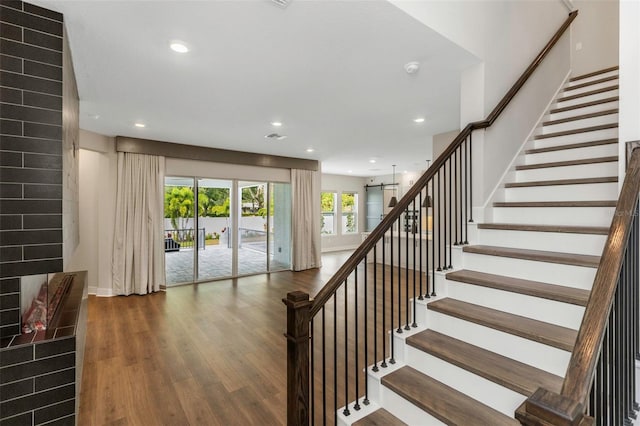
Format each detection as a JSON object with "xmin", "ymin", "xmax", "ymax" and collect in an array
[
  {"xmin": 291, "ymin": 168, "xmax": 322, "ymax": 271},
  {"xmin": 112, "ymin": 152, "xmax": 165, "ymax": 295}
]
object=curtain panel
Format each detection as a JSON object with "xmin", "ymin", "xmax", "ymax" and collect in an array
[
  {"xmin": 112, "ymin": 152, "xmax": 165, "ymax": 295},
  {"xmin": 291, "ymin": 168, "xmax": 322, "ymax": 271}
]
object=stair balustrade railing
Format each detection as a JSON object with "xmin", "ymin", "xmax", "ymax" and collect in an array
[
  {"xmin": 283, "ymin": 10, "xmax": 578, "ymax": 426},
  {"xmin": 517, "ymin": 142, "xmax": 640, "ymax": 426}
]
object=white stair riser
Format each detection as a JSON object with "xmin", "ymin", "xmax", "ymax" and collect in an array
[
  {"xmin": 560, "ymin": 80, "xmax": 619, "ymax": 98},
  {"xmin": 426, "ymin": 310, "xmax": 571, "ymax": 376},
  {"xmin": 515, "ymin": 161, "xmax": 618, "ymax": 181},
  {"xmin": 568, "ymin": 71, "xmax": 618, "ymax": 86},
  {"xmin": 406, "ymin": 347, "xmax": 525, "ymax": 416},
  {"xmin": 553, "ymin": 89, "xmax": 619, "ymax": 108},
  {"xmin": 461, "ymin": 251, "xmax": 597, "ymax": 289},
  {"xmin": 542, "ymin": 113, "xmax": 618, "ymax": 135},
  {"xmin": 380, "ymin": 386, "xmax": 446, "ymax": 425},
  {"xmin": 504, "ymin": 182, "xmax": 618, "ymax": 202},
  {"xmin": 549, "ymin": 100, "xmax": 618, "ymax": 121},
  {"xmin": 446, "ymin": 280, "xmax": 584, "ymax": 329},
  {"xmin": 492, "ymin": 206, "xmax": 614, "ymax": 228},
  {"xmin": 476, "ymin": 228, "xmax": 607, "ymax": 256},
  {"xmin": 525, "ymin": 143, "xmax": 618, "ymax": 164},
  {"xmin": 533, "ymin": 128, "xmax": 618, "ymax": 149}
]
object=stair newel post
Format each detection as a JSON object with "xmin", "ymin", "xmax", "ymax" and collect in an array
[{"xmin": 283, "ymin": 291, "xmax": 312, "ymax": 426}]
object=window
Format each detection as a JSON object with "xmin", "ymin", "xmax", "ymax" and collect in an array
[
  {"xmin": 321, "ymin": 192, "xmax": 336, "ymax": 235},
  {"xmin": 341, "ymin": 192, "xmax": 358, "ymax": 234}
]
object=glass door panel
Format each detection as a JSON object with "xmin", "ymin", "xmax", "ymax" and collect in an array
[
  {"xmin": 197, "ymin": 178, "xmax": 232, "ymax": 281},
  {"xmin": 238, "ymin": 182, "xmax": 268, "ymax": 275},
  {"xmin": 164, "ymin": 177, "xmax": 195, "ymax": 286},
  {"xmin": 269, "ymin": 182, "xmax": 291, "ymax": 271}
]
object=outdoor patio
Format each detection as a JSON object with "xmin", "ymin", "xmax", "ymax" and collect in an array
[{"xmin": 164, "ymin": 243, "xmax": 289, "ymax": 285}]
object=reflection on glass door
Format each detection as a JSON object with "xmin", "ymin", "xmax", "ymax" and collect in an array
[
  {"xmin": 238, "ymin": 182, "xmax": 268, "ymax": 275},
  {"xmin": 164, "ymin": 177, "xmax": 195, "ymax": 285},
  {"xmin": 197, "ymin": 178, "xmax": 232, "ymax": 281}
]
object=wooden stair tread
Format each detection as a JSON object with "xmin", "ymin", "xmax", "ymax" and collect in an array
[
  {"xmin": 515, "ymin": 155, "xmax": 618, "ymax": 170},
  {"xmin": 569, "ymin": 66, "xmax": 618, "ymax": 82},
  {"xmin": 446, "ymin": 269, "xmax": 590, "ymax": 306},
  {"xmin": 462, "ymin": 245, "xmax": 600, "ymax": 268},
  {"xmin": 381, "ymin": 366, "xmax": 519, "ymax": 426},
  {"xmin": 556, "ymin": 85, "xmax": 618, "ymax": 103},
  {"xmin": 505, "ymin": 176, "xmax": 617, "ymax": 188},
  {"xmin": 542, "ymin": 108, "xmax": 617, "ymax": 126},
  {"xmin": 550, "ymin": 96, "xmax": 618, "ymax": 115},
  {"xmin": 428, "ymin": 298, "xmax": 577, "ymax": 351},
  {"xmin": 407, "ymin": 329, "xmax": 564, "ymax": 396},
  {"xmin": 563, "ymin": 75, "xmax": 618, "ymax": 92},
  {"xmin": 477, "ymin": 222, "xmax": 609, "ymax": 235},
  {"xmin": 493, "ymin": 200, "xmax": 616, "ymax": 208},
  {"xmin": 534, "ymin": 123, "xmax": 618, "ymax": 140},
  {"xmin": 525, "ymin": 138, "xmax": 618, "ymax": 154},
  {"xmin": 353, "ymin": 408, "xmax": 407, "ymax": 426}
]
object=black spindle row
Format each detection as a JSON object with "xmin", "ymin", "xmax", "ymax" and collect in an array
[
  {"xmin": 307, "ymin": 133, "xmax": 475, "ymax": 424},
  {"xmin": 588, "ymin": 200, "xmax": 639, "ymax": 425}
]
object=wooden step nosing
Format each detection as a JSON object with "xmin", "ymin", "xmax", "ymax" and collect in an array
[
  {"xmin": 476, "ymin": 223, "xmax": 609, "ymax": 235},
  {"xmin": 550, "ymin": 96, "xmax": 619, "ymax": 115},
  {"xmin": 534, "ymin": 123, "xmax": 618, "ymax": 140},
  {"xmin": 525, "ymin": 138, "xmax": 618, "ymax": 154},
  {"xmin": 446, "ymin": 269, "xmax": 590, "ymax": 306},
  {"xmin": 563, "ymin": 75, "xmax": 618, "ymax": 92},
  {"xmin": 505, "ymin": 176, "xmax": 618, "ymax": 188},
  {"xmin": 428, "ymin": 299, "xmax": 577, "ymax": 351},
  {"xmin": 516, "ymin": 155, "xmax": 618, "ymax": 170},
  {"xmin": 569, "ymin": 66, "xmax": 619, "ymax": 82},
  {"xmin": 407, "ymin": 330, "xmax": 564, "ymax": 396},
  {"xmin": 462, "ymin": 245, "xmax": 601, "ymax": 268},
  {"xmin": 542, "ymin": 108, "xmax": 618, "ymax": 127},
  {"xmin": 556, "ymin": 85, "xmax": 619, "ymax": 103}
]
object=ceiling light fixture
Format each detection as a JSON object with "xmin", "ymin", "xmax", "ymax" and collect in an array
[
  {"xmin": 134, "ymin": 122, "xmax": 146, "ymax": 128},
  {"xmin": 404, "ymin": 61, "xmax": 420, "ymax": 74},
  {"xmin": 271, "ymin": 121, "xmax": 282, "ymax": 127},
  {"xmin": 369, "ymin": 159, "xmax": 376, "ymax": 164},
  {"xmin": 388, "ymin": 165, "xmax": 398, "ymax": 208},
  {"xmin": 413, "ymin": 117, "xmax": 425, "ymax": 123},
  {"xmin": 306, "ymin": 148, "xmax": 314, "ymax": 153},
  {"xmin": 265, "ymin": 133, "xmax": 287, "ymax": 140},
  {"xmin": 170, "ymin": 41, "xmax": 189, "ymax": 53}
]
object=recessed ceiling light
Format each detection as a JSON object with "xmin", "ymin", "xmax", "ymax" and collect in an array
[
  {"xmin": 347, "ymin": 170, "xmax": 353, "ymax": 174},
  {"xmin": 306, "ymin": 148, "xmax": 315, "ymax": 153},
  {"xmin": 403, "ymin": 170, "xmax": 408, "ymax": 174},
  {"xmin": 271, "ymin": 121, "xmax": 282, "ymax": 127},
  {"xmin": 134, "ymin": 122, "xmax": 146, "ymax": 128},
  {"xmin": 414, "ymin": 117, "xmax": 425, "ymax": 123},
  {"xmin": 369, "ymin": 159, "xmax": 376, "ymax": 164},
  {"xmin": 170, "ymin": 41, "xmax": 189, "ymax": 53}
]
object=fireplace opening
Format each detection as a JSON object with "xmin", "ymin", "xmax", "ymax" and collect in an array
[{"xmin": 20, "ymin": 273, "xmax": 74, "ymax": 334}]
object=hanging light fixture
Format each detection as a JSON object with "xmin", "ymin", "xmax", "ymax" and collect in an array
[
  {"xmin": 422, "ymin": 160, "xmax": 432, "ymax": 207},
  {"xmin": 388, "ymin": 165, "xmax": 398, "ymax": 207}
]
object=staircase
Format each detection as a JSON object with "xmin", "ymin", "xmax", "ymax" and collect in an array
[{"xmin": 349, "ymin": 66, "xmax": 619, "ymax": 425}]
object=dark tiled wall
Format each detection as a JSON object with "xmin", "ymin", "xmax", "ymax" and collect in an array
[{"xmin": 0, "ymin": 0, "xmax": 63, "ymax": 338}]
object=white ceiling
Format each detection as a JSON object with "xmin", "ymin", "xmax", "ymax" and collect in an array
[{"xmin": 34, "ymin": 0, "xmax": 479, "ymax": 176}]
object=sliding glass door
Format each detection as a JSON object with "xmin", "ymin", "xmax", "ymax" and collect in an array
[{"xmin": 164, "ymin": 176, "xmax": 291, "ymax": 285}]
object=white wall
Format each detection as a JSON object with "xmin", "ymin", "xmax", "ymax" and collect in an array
[
  {"xmin": 321, "ymin": 174, "xmax": 368, "ymax": 252},
  {"xmin": 166, "ymin": 158, "xmax": 290, "ymax": 183},
  {"xmin": 67, "ymin": 130, "xmax": 118, "ymax": 296},
  {"xmin": 571, "ymin": 0, "xmax": 619, "ymax": 76},
  {"xmin": 618, "ymin": 0, "xmax": 640, "ymax": 180}
]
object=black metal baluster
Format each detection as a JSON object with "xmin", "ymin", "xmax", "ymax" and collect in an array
[
  {"xmin": 333, "ymin": 293, "xmax": 338, "ymax": 426},
  {"xmin": 454, "ymin": 147, "xmax": 459, "ymax": 245},
  {"xmin": 373, "ymin": 244, "xmax": 379, "ymax": 372},
  {"xmin": 354, "ymin": 269, "xmax": 360, "ymax": 412},
  {"xmin": 398, "ymin": 217, "xmax": 404, "ymax": 333},
  {"xmin": 412, "ymin": 199, "xmax": 418, "ymax": 328},
  {"xmin": 322, "ymin": 307, "xmax": 327, "ymax": 426},
  {"xmin": 363, "ymin": 259, "xmax": 369, "ymax": 406},
  {"xmin": 463, "ymin": 137, "xmax": 469, "ymax": 244},
  {"xmin": 609, "ymin": 305, "xmax": 616, "ymax": 426},
  {"xmin": 381, "ymin": 239, "xmax": 387, "ymax": 369},
  {"xmin": 404, "ymin": 209, "xmax": 410, "ymax": 331},
  {"xmin": 603, "ymin": 328, "xmax": 610, "ymax": 423},
  {"xmin": 430, "ymin": 177, "xmax": 437, "ymax": 297},
  {"xmin": 343, "ymin": 281, "xmax": 350, "ymax": 417},
  {"xmin": 448, "ymin": 157, "xmax": 452, "ymax": 269},
  {"xmin": 389, "ymin": 224, "xmax": 396, "ymax": 364},
  {"xmin": 437, "ymin": 170, "xmax": 442, "ymax": 271},
  {"xmin": 633, "ymin": 205, "xmax": 640, "ymax": 414},
  {"xmin": 418, "ymin": 192, "xmax": 424, "ymax": 302},
  {"xmin": 443, "ymin": 161, "xmax": 448, "ymax": 270},
  {"xmin": 469, "ymin": 132, "xmax": 474, "ymax": 224}
]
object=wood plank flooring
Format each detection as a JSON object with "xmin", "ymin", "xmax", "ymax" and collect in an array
[{"xmin": 78, "ymin": 252, "xmax": 354, "ymax": 426}]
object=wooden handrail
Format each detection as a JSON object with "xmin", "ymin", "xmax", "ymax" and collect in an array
[
  {"xmin": 309, "ymin": 10, "xmax": 578, "ymax": 318},
  {"xmin": 563, "ymin": 144, "xmax": 640, "ymax": 402}
]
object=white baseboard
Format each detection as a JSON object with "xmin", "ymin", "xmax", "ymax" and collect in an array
[{"xmin": 88, "ymin": 286, "xmax": 115, "ymax": 297}]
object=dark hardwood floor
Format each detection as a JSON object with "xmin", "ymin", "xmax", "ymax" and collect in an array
[{"xmin": 78, "ymin": 252, "xmax": 354, "ymax": 426}]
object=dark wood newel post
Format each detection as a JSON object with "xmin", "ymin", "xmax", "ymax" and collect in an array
[{"xmin": 283, "ymin": 291, "xmax": 312, "ymax": 426}]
